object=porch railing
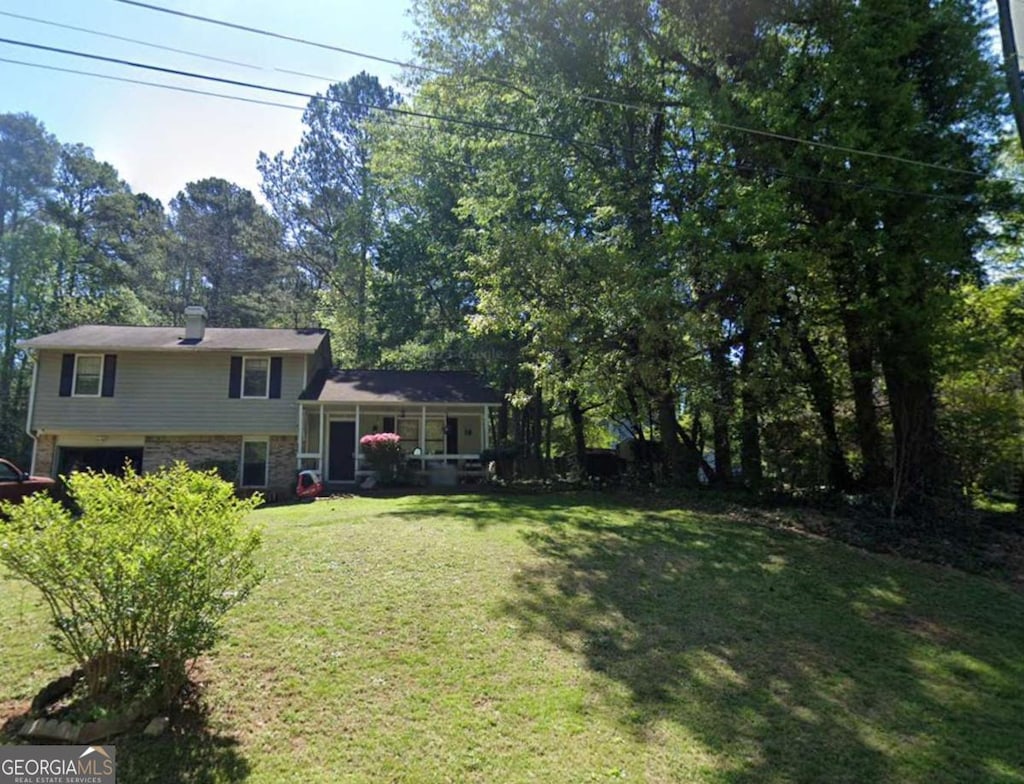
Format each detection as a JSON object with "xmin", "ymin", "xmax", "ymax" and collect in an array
[{"xmin": 355, "ymin": 452, "xmax": 486, "ymax": 485}]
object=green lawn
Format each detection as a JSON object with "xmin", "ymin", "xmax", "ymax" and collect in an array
[{"xmin": 2, "ymin": 493, "xmax": 1023, "ymax": 783}]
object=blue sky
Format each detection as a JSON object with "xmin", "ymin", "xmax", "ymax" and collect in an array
[{"xmin": 0, "ymin": 0, "xmax": 417, "ymax": 205}]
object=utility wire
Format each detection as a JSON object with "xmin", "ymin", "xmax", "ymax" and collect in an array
[
  {"xmin": 0, "ymin": 55, "xmax": 493, "ymax": 181},
  {"xmin": 0, "ymin": 36, "xmax": 603, "ymax": 146},
  {"xmin": 0, "ymin": 41, "xmax": 980, "ymax": 203},
  {"xmin": 0, "ymin": 55, "xmax": 305, "ymax": 112},
  {"xmin": 110, "ymin": 0, "xmax": 652, "ymax": 113},
  {"xmin": 113, "ymin": 0, "xmax": 998, "ymax": 183},
  {"xmin": 0, "ymin": 54, "xmax": 493, "ymax": 186},
  {"xmin": 0, "ymin": 9, "xmax": 362, "ymax": 87},
  {"xmin": 0, "ymin": 55, "xmax": 470, "ymax": 146},
  {"xmin": 0, "ymin": 10, "xmax": 259, "ymax": 70},
  {"xmin": 114, "ymin": 0, "xmax": 428, "ymax": 76}
]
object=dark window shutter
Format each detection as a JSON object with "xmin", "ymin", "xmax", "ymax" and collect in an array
[
  {"xmin": 101, "ymin": 355, "xmax": 117, "ymax": 397},
  {"xmin": 59, "ymin": 354, "xmax": 75, "ymax": 397},
  {"xmin": 269, "ymin": 357, "xmax": 283, "ymax": 399},
  {"xmin": 228, "ymin": 356, "xmax": 242, "ymax": 398},
  {"xmin": 383, "ymin": 416, "xmax": 395, "ymax": 433}
]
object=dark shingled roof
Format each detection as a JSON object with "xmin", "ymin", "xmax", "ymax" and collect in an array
[
  {"xmin": 302, "ymin": 369, "xmax": 501, "ymax": 404},
  {"xmin": 19, "ymin": 325, "xmax": 328, "ymax": 353}
]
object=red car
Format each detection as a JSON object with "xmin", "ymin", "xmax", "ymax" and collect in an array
[{"xmin": 0, "ymin": 458, "xmax": 56, "ymax": 505}]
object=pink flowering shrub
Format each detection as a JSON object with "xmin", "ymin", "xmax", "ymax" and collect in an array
[
  {"xmin": 359, "ymin": 432, "xmax": 407, "ymax": 485},
  {"xmin": 360, "ymin": 432, "xmax": 401, "ymax": 449}
]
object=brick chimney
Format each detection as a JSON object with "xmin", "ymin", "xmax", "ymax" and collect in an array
[{"xmin": 184, "ymin": 306, "xmax": 208, "ymax": 341}]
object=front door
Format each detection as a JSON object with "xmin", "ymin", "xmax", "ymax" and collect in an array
[
  {"xmin": 328, "ymin": 421, "xmax": 356, "ymax": 481},
  {"xmin": 446, "ymin": 417, "xmax": 459, "ymax": 455}
]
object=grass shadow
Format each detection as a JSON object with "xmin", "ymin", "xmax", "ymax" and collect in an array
[
  {"xmin": 488, "ymin": 498, "xmax": 1024, "ymax": 782},
  {"xmin": 0, "ymin": 679, "xmax": 250, "ymax": 784},
  {"xmin": 386, "ymin": 489, "xmax": 649, "ymax": 530},
  {"xmin": 113, "ymin": 681, "xmax": 250, "ymax": 784}
]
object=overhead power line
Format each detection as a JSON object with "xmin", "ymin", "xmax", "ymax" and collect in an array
[
  {"xmin": 0, "ymin": 9, "xmax": 358, "ymax": 86},
  {"xmin": 0, "ymin": 39, "xmax": 984, "ymax": 203},
  {"xmin": 0, "ymin": 55, "xmax": 482, "ymax": 142},
  {"xmin": 0, "ymin": 36, "xmax": 568, "ymax": 145},
  {"xmin": 110, "ymin": 0, "xmax": 654, "ymax": 116},
  {"xmin": 0, "ymin": 55, "xmax": 306, "ymax": 112},
  {"xmin": 0, "ymin": 10, "xmax": 259, "ymax": 70},
  {"xmin": 113, "ymin": 0, "xmax": 428, "ymax": 76},
  {"xmin": 112, "ymin": 0, "xmax": 997, "ymax": 183}
]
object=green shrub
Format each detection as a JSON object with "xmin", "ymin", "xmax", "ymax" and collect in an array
[
  {"xmin": 0, "ymin": 463, "xmax": 263, "ymax": 706},
  {"xmin": 192, "ymin": 458, "xmax": 239, "ymax": 484}
]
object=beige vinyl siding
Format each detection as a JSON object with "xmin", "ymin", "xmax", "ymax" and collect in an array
[
  {"xmin": 31, "ymin": 350, "xmax": 306, "ymax": 435},
  {"xmin": 456, "ymin": 416, "xmax": 483, "ymax": 454},
  {"xmin": 308, "ymin": 339, "xmax": 333, "ymax": 385}
]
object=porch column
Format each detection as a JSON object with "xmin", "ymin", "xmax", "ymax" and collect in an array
[
  {"xmin": 420, "ymin": 405, "xmax": 427, "ymax": 469},
  {"xmin": 296, "ymin": 403, "xmax": 304, "ymax": 470},
  {"xmin": 482, "ymin": 405, "xmax": 490, "ymax": 452},
  {"xmin": 318, "ymin": 404, "xmax": 326, "ymax": 477},
  {"xmin": 354, "ymin": 404, "xmax": 361, "ymax": 475}
]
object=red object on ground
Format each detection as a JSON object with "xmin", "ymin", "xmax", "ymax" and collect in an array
[{"xmin": 296, "ymin": 469, "xmax": 324, "ymax": 499}]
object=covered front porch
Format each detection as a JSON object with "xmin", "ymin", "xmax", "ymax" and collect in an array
[
  {"xmin": 297, "ymin": 369, "xmax": 501, "ymax": 488},
  {"xmin": 297, "ymin": 402, "xmax": 494, "ymax": 487}
]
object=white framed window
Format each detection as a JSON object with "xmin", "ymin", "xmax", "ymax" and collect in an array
[
  {"xmin": 73, "ymin": 354, "xmax": 103, "ymax": 397},
  {"xmin": 397, "ymin": 418, "xmax": 419, "ymax": 454},
  {"xmin": 425, "ymin": 418, "xmax": 446, "ymax": 455},
  {"xmin": 241, "ymin": 437, "xmax": 269, "ymax": 487},
  {"xmin": 242, "ymin": 357, "xmax": 270, "ymax": 398}
]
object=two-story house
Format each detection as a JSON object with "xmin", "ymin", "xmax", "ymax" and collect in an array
[{"xmin": 19, "ymin": 307, "xmax": 499, "ymax": 496}]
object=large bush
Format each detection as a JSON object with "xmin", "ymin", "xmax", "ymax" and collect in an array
[{"xmin": 0, "ymin": 463, "xmax": 263, "ymax": 705}]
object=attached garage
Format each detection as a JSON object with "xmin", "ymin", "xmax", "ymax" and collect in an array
[{"xmin": 56, "ymin": 446, "xmax": 143, "ymax": 477}]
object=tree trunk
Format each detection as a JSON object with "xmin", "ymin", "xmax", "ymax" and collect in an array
[
  {"xmin": 1016, "ymin": 471, "xmax": 1024, "ymax": 522},
  {"xmin": 709, "ymin": 341, "xmax": 734, "ymax": 486},
  {"xmin": 568, "ymin": 390, "xmax": 587, "ymax": 480},
  {"xmin": 842, "ymin": 309, "xmax": 888, "ymax": 489},
  {"xmin": 1017, "ymin": 368, "xmax": 1024, "ymax": 521},
  {"xmin": 738, "ymin": 332, "xmax": 763, "ymax": 490},
  {"xmin": 880, "ymin": 340, "xmax": 958, "ymax": 515},
  {"xmin": 533, "ymin": 386, "xmax": 545, "ymax": 479},
  {"xmin": 356, "ymin": 238, "xmax": 369, "ymax": 365},
  {"xmin": 8, "ymin": 362, "xmax": 30, "ymax": 463},
  {"xmin": 544, "ymin": 410, "xmax": 554, "ymax": 464},
  {"xmin": 496, "ymin": 396, "xmax": 508, "ymax": 441},
  {"xmin": 658, "ymin": 386, "xmax": 686, "ymax": 485},
  {"xmin": 797, "ymin": 331, "xmax": 854, "ymax": 492},
  {"xmin": 625, "ymin": 386, "xmax": 655, "ymax": 482},
  {"xmin": 0, "ymin": 249, "xmax": 18, "ymax": 413},
  {"xmin": 674, "ymin": 421, "xmax": 717, "ymax": 485}
]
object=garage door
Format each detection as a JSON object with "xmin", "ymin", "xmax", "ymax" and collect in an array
[{"xmin": 57, "ymin": 447, "xmax": 144, "ymax": 476}]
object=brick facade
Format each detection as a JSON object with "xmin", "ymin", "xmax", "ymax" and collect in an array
[
  {"xmin": 269, "ymin": 435, "xmax": 298, "ymax": 493},
  {"xmin": 143, "ymin": 435, "xmax": 241, "ymax": 476},
  {"xmin": 142, "ymin": 434, "xmax": 298, "ymax": 497},
  {"xmin": 33, "ymin": 434, "xmax": 58, "ymax": 477}
]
